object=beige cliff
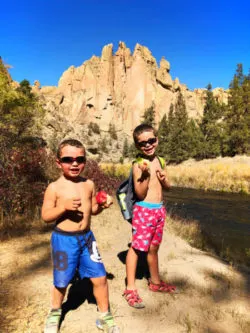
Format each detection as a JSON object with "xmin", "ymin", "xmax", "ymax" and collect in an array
[{"xmin": 34, "ymin": 42, "xmax": 228, "ymax": 157}]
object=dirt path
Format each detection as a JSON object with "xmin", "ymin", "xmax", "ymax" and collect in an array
[{"xmin": 1, "ymin": 203, "xmax": 250, "ymax": 333}]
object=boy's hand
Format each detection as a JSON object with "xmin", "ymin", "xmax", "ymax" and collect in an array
[
  {"xmin": 138, "ymin": 159, "xmax": 150, "ymax": 173},
  {"xmin": 102, "ymin": 194, "xmax": 113, "ymax": 208},
  {"xmin": 96, "ymin": 191, "xmax": 113, "ymax": 208},
  {"xmin": 137, "ymin": 160, "xmax": 150, "ymax": 182},
  {"xmin": 156, "ymin": 169, "xmax": 168, "ymax": 184},
  {"xmin": 64, "ymin": 198, "xmax": 81, "ymax": 211}
]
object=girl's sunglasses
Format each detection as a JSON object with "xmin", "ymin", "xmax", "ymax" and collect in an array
[
  {"xmin": 60, "ymin": 156, "xmax": 86, "ymax": 164},
  {"xmin": 137, "ymin": 137, "xmax": 157, "ymax": 148}
]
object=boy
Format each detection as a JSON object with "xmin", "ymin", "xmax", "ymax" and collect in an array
[
  {"xmin": 123, "ymin": 124, "xmax": 177, "ymax": 308},
  {"xmin": 42, "ymin": 139, "xmax": 119, "ymax": 333}
]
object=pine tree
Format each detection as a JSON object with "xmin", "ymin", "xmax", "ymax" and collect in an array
[
  {"xmin": 16, "ymin": 79, "xmax": 35, "ymax": 100},
  {"xmin": 200, "ymin": 83, "xmax": 224, "ymax": 158},
  {"xmin": 223, "ymin": 64, "xmax": 250, "ymax": 155},
  {"xmin": 186, "ymin": 118, "xmax": 204, "ymax": 159},
  {"xmin": 108, "ymin": 123, "xmax": 118, "ymax": 140},
  {"xmin": 168, "ymin": 92, "xmax": 190, "ymax": 163},
  {"xmin": 157, "ymin": 113, "xmax": 168, "ymax": 157},
  {"xmin": 241, "ymin": 71, "xmax": 250, "ymax": 154},
  {"xmin": 142, "ymin": 103, "xmax": 156, "ymax": 126},
  {"xmin": 122, "ymin": 137, "xmax": 129, "ymax": 158}
]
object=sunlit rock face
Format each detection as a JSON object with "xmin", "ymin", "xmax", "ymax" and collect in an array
[{"xmin": 35, "ymin": 42, "xmax": 228, "ymax": 155}]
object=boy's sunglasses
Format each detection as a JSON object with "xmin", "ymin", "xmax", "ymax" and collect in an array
[
  {"xmin": 137, "ymin": 137, "xmax": 157, "ymax": 148},
  {"xmin": 59, "ymin": 156, "xmax": 86, "ymax": 164}
]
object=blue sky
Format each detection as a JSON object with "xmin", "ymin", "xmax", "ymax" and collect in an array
[{"xmin": 1, "ymin": 0, "xmax": 249, "ymax": 90}]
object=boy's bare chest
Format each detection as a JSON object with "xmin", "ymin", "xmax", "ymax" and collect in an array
[
  {"xmin": 148, "ymin": 160, "xmax": 162, "ymax": 193},
  {"xmin": 56, "ymin": 182, "xmax": 91, "ymax": 201},
  {"xmin": 148, "ymin": 173, "xmax": 162, "ymax": 194}
]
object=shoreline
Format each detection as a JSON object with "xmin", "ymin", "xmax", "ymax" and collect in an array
[{"xmin": 167, "ymin": 184, "xmax": 250, "ymax": 196}]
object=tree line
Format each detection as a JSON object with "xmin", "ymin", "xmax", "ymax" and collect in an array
[
  {"xmin": 123, "ymin": 64, "xmax": 250, "ymax": 163},
  {"xmin": 0, "ymin": 58, "xmax": 47, "ymax": 219}
]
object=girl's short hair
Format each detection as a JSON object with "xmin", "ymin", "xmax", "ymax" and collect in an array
[
  {"xmin": 133, "ymin": 124, "xmax": 157, "ymax": 143},
  {"xmin": 57, "ymin": 139, "xmax": 85, "ymax": 158}
]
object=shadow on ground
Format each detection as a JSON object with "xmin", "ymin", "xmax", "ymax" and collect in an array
[
  {"xmin": 117, "ymin": 245, "xmax": 150, "ymax": 283},
  {"xmin": 59, "ymin": 272, "xmax": 116, "ymax": 328},
  {"xmin": 60, "ymin": 278, "xmax": 96, "ymax": 327}
]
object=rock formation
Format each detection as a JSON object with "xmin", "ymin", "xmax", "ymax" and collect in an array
[{"xmin": 34, "ymin": 42, "xmax": 228, "ymax": 160}]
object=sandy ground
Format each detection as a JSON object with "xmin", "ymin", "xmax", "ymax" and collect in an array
[{"xmin": 1, "ymin": 202, "xmax": 250, "ymax": 333}]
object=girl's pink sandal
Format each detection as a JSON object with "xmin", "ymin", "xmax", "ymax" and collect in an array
[
  {"xmin": 123, "ymin": 289, "xmax": 145, "ymax": 308},
  {"xmin": 148, "ymin": 279, "xmax": 178, "ymax": 293}
]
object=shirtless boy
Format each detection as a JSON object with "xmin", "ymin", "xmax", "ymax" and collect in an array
[
  {"xmin": 123, "ymin": 124, "xmax": 177, "ymax": 308},
  {"xmin": 42, "ymin": 139, "xmax": 119, "ymax": 333}
]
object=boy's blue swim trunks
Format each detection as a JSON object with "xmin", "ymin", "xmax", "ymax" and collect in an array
[{"xmin": 51, "ymin": 227, "xmax": 106, "ymax": 288}]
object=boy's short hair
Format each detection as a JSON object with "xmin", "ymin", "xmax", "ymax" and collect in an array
[
  {"xmin": 57, "ymin": 139, "xmax": 85, "ymax": 158},
  {"xmin": 133, "ymin": 123, "xmax": 157, "ymax": 144}
]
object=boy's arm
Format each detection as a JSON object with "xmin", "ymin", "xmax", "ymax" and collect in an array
[
  {"xmin": 133, "ymin": 163, "xmax": 150, "ymax": 200},
  {"xmin": 156, "ymin": 167, "xmax": 171, "ymax": 190},
  {"xmin": 91, "ymin": 182, "xmax": 113, "ymax": 215},
  {"xmin": 91, "ymin": 182, "xmax": 103, "ymax": 215},
  {"xmin": 41, "ymin": 183, "xmax": 66, "ymax": 223}
]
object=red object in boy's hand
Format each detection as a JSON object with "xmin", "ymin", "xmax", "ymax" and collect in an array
[{"xmin": 96, "ymin": 191, "xmax": 108, "ymax": 204}]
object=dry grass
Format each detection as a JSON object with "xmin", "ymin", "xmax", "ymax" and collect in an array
[
  {"xmin": 0, "ymin": 206, "xmax": 43, "ymax": 241},
  {"xmin": 167, "ymin": 155, "xmax": 250, "ymax": 194},
  {"xmin": 100, "ymin": 155, "xmax": 250, "ymax": 194},
  {"xmin": 100, "ymin": 162, "xmax": 131, "ymax": 178},
  {"xmin": 166, "ymin": 215, "xmax": 206, "ymax": 251}
]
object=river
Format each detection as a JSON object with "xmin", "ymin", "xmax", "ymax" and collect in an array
[{"xmin": 164, "ymin": 187, "xmax": 250, "ymax": 263}]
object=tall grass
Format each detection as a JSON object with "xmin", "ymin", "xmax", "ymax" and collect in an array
[
  {"xmin": 100, "ymin": 155, "xmax": 250, "ymax": 194},
  {"xmin": 100, "ymin": 162, "xmax": 131, "ymax": 179},
  {"xmin": 167, "ymin": 156, "xmax": 250, "ymax": 194},
  {"xmin": 166, "ymin": 215, "xmax": 206, "ymax": 250}
]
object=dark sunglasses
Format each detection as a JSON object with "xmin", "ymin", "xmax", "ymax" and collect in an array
[
  {"xmin": 59, "ymin": 156, "xmax": 86, "ymax": 164},
  {"xmin": 137, "ymin": 137, "xmax": 157, "ymax": 148}
]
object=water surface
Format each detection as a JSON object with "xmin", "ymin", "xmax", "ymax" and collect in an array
[{"xmin": 164, "ymin": 187, "xmax": 250, "ymax": 258}]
